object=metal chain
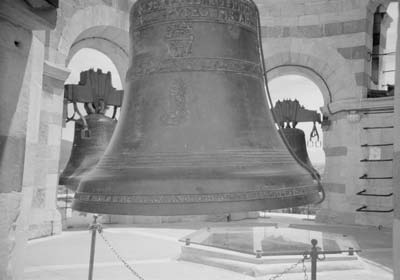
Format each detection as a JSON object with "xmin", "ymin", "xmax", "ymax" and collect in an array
[
  {"xmin": 302, "ymin": 257, "xmax": 308, "ymax": 280},
  {"xmin": 98, "ymin": 230, "xmax": 145, "ymax": 280},
  {"xmin": 268, "ymin": 253, "xmax": 308, "ymax": 280}
]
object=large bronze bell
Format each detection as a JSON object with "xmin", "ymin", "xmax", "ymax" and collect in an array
[
  {"xmin": 59, "ymin": 114, "xmax": 116, "ymax": 190},
  {"xmin": 72, "ymin": 0, "xmax": 323, "ymax": 216}
]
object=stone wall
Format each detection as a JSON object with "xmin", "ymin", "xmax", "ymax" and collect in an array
[
  {"xmin": 255, "ymin": 0, "xmax": 394, "ymax": 227},
  {"xmin": 0, "ymin": 20, "xmax": 38, "ymax": 280},
  {"xmin": 0, "ymin": 18, "xmax": 50, "ymax": 280},
  {"xmin": 0, "ymin": 1, "xmax": 59, "ymax": 278},
  {"xmin": 25, "ymin": 60, "xmax": 69, "ymax": 239}
]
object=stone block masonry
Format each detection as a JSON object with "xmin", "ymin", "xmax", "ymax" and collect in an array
[{"xmin": 256, "ymin": 0, "xmax": 394, "ymax": 227}]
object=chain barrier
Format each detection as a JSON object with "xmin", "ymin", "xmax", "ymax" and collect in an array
[
  {"xmin": 302, "ymin": 255, "xmax": 309, "ymax": 280},
  {"xmin": 268, "ymin": 252, "xmax": 308, "ymax": 280},
  {"xmin": 97, "ymin": 229, "xmax": 146, "ymax": 280}
]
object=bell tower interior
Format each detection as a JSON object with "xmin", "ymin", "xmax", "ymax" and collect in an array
[{"xmin": 0, "ymin": 0, "xmax": 400, "ymax": 279}]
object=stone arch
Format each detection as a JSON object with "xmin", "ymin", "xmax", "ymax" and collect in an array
[
  {"xmin": 66, "ymin": 26, "xmax": 129, "ymax": 87},
  {"xmin": 58, "ymin": 5, "xmax": 130, "ymax": 86},
  {"xmin": 266, "ymin": 65, "xmax": 332, "ymax": 107},
  {"xmin": 262, "ymin": 38, "xmax": 359, "ymax": 108}
]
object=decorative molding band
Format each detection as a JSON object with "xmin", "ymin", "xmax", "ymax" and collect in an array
[
  {"xmin": 326, "ymin": 97, "xmax": 394, "ymax": 115},
  {"xmin": 261, "ymin": 19, "xmax": 367, "ymax": 38},
  {"xmin": 75, "ymin": 185, "xmax": 319, "ymax": 204},
  {"xmin": 131, "ymin": 1, "xmax": 258, "ymax": 31},
  {"xmin": 97, "ymin": 149, "xmax": 295, "ymax": 170},
  {"xmin": 337, "ymin": 45, "xmax": 369, "ymax": 60},
  {"xmin": 43, "ymin": 60, "xmax": 70, "ymax": 81},
  {"xmin": 127, "ymin": 57, "xmax": 262, "ymax": 79}
]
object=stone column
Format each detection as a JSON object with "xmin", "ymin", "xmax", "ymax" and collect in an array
[
  {"xmin": 0, "ymin": 1, "xmax": 57, "ymax": 278},
  {"xmin": 0, "ymin": 27, "xmax": 47, "ymax": 280},
  {"xmin": 0, "ymin": 20, "xmax": 33, "ymax": 280},
  {"xmin": 25, "ymin": 61, "xmax": 70, "ymax": 239},
  {"xmin": 393, "ymin": 4, "xmax": 400, "ymax": 280}
]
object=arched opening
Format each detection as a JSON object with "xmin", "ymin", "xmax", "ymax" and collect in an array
[
  {"xmin": 62, "ymin": 48, "xmax": 122, "ymax": 143},
  {"xmin": 268, "ymin": 75, "xmax": 325, "ymax": 172},
  {"xmin": 59, "ymin": 48, "xmax": 123, "ymax": 227},
  {"xmin": 267, "ymin": 73, "xmax": 326, "ymax": 217},
  {"xmin": 65, "ymin": 25, "xmax": 129, "ymax": 84}
]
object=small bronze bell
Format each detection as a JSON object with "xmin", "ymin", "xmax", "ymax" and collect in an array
[
  {"xmin": 59, "ymin": 114, "xmax": 116, "ymax": 190},
  {"xmin": 73, "ymin": 0, "xmax": 323, "ymax": 216},
  {"xmin": 272, "ymin": 99, "xmax": 322, "ymax": 179},
  {"xmin": 59, "ymin": 69, "xmax": 123, "ymax": 190},
  {"xmin": 280, "ymin": 128, "xmax": 320, "ymax": 179}
]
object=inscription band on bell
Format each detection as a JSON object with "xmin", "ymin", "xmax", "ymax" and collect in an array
[
  {"xmin": 129, "ymin": 57, "xmax": 262, "ymax": 79},
  {"xmin": 75, "ymin": 185, "xmax": 319, "ymax": 204},
  {"xmin": 132, "ymin": 1, "xmax": 258, "ymax": 31}
]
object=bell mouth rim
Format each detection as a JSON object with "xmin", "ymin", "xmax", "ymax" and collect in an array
[
  {"xmin": 73, "ymin": 184, "xmax": 321, "ymax": 206},
  {"xmin": 71, "ymin": 189, "xmax": 321, "ymax": 216},
  {"xmin": 130, "ymin": 0, "xmax": 259, "ymax": 33}
]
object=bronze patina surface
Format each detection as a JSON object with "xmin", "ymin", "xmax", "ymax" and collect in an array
[
  {"xmin": 60, "ymin": 69, "xmax": 122, "ymax": 190},
  {"xmin": 73, "ymin": 0, "xmax": 323, "ymax": 216},
  {"xmin": 280, "ymin": 128, "xmax": 320, "ymax": 178},
  {"xmin": 59, "ymin": 114, "xmax": 117, "ymax": 190}
]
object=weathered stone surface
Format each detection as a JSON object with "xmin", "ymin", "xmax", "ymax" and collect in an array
[
  {"xmin": 0, "ymin": 136, "xmax": 26, "ymax": 193},
  {"xmin": 355, "ymin": 72, "xmax": 370, "ymax": 87},
  {"xmin": 324, "ymin": 183, "xmax": 346, "ymax": 193},
  {"xmin": 325, "ymin": 146, "xmax": 348, "ymax": 157},
  {"xmin": 316, "ymin": 209, "xmax": 356, "ymax": 225},
  {"xmin": 23, "ymin": 59, "xmax": 68, "ymax": 240},
  {"xmin": 0, "ymin": 192, "xmax": 22, "ymax": 280},
  {"xmin": 337, "ymin": 45, "xmax": 369, "ymax": 60},
  {"xmin": 324, "ymin": 22, "xmax": 344, "ymax": 36}
]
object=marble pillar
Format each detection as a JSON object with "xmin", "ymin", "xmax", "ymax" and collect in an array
[{"xmin": 0, "ymin": 25, "xmax": 44, "ymax": 280}]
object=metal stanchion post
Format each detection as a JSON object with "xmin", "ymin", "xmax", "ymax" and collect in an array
[
  {"xmin": 88, "ymin": 215, "xmax": 102, "ymax": 280},
  {"xmin": 310, "ymin": 239, "xmax": 318, "ymax": 280}
]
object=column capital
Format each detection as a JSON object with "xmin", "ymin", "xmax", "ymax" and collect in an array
[
  {"xmin": 43, "ymin": 60, "xmax": 70, "ymax": 89},
  {"xmin": 43, "ymin": 60, "xmax": 70, "ymax": 81}
]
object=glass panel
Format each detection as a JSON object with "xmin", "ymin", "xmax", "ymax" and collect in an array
[{"xmin": 180, "ymin": 226, "xmax": 360, "ymax": 256}]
